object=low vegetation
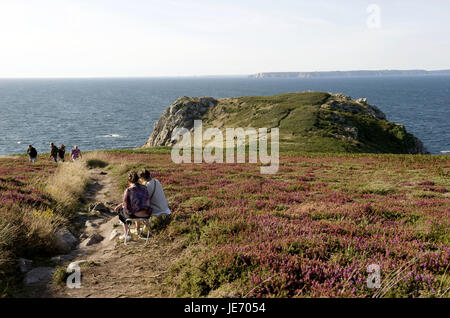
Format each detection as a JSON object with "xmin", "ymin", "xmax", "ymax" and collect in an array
[
  {"xmin": 1, "ymin": 149, "xmax": 448, "ymax": 298},
  {"xmin": 100, "ymin": 149, "xmax": 449, "ymax": 297},
  {"xmin": 0, "ymin": 155, "xmax": 91, "ymax": 296},
  {"xmin": 202, "ymin": 92, "xmax": 426, "ymax": 154},
  {"xmin": 46, "ymin": 161, "xmax": 91, "ymax": 214}
]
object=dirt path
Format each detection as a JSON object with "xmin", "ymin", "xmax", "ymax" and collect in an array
[
  {"xmin": 18, "ymin": 168, "xmax": 183, "ymax": 298},
  {"xmin": 45, "ymin": 169, "xmax": 182, "ymax": 298}
]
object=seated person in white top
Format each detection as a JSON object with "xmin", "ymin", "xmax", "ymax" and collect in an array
[{"xmin": 138, "ymin": 169, "xmax": 171, "ymax": 216}]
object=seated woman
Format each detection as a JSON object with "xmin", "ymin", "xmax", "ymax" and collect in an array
[
  {"xmin": 114, "ymin": 171, "xmax": 152, "ymax": 240},
  {"xmin": 139, "ymin": 169, "xmax": 171, "ymax": 216}
]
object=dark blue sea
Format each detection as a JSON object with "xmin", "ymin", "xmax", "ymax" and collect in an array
[{"xmin": 0, "ymin": 76, "xmax": 449, "ymax": 155}]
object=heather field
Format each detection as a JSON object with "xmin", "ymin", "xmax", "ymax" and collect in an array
[
  {"xmin": 0, "ymin": 156, "xmax": 57, "ymax": 294},
  {"xmin": 0, "ymin": 155, "xmax": 90, "ymax": 296},
  {"xmin": 0, "ymin": 151, "xmax": 449, "ymax": 298},
  {"xmin": 99, "ymin": 150, "xmax": 449, "ymax": 298}
]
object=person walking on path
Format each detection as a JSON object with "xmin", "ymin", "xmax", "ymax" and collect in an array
[
  {"xmin": 49, "ymin": 143, "xmax": 58, "ymax": 163},
  {"xmin": 71, "ymin": 145, "xmax": 82, "ymax": 161},
  {"xmin": 58, "ymin": 144, "xmax": 66, "ymax": 162},
  {"xmin": 27, "ymin": 145, "xmax": 38, "ymax": 163}
]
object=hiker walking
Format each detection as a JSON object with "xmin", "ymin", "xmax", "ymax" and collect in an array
[
  {"xmin": 27, "ymin": 145, "xmax": 38, "ymax": 163},
  {"xmin": 59, "ymin": 144, "xmax": 66, "ymax": 162},
  {"xmin": 49, "ymin": 142, "xmax": 58, "ymax": 163},
  {"xmin": 71, "ymin": 145, "xmax": 82, "ymax": 161}
]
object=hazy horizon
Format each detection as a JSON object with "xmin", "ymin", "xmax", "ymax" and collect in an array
[
  {"xmin": 1, "ymin": 0, "xmax": 450, "ymax": 78},
  {"xmin": 1, "ymin": 68, "xmax": 450, "ymax": 80}
]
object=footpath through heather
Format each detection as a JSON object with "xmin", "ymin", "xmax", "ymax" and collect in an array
[{"xmin": 21, "ymin": 168, "xmax": 182, "ymax": 298}]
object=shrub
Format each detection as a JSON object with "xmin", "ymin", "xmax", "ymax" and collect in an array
[
  {"xmin": 53, "ymin": 266, "xmax": 69, "ymax": 287},
  {"xmin": 86, "ymin": 159, "xmax": 108, "ymax": 169}
]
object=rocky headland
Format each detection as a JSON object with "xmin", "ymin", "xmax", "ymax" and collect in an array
[{"xmin": 144, "ymin": 92, "xmax": 428, "ymax": 154}]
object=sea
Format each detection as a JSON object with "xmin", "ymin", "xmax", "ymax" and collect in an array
[{"xmin": 0, "ymin": 76, "xmax": 449, "ymax": 156}]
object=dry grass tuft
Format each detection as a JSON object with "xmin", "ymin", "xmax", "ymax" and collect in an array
[
  {"xmin": 22, "ymin": 208, "xmax": 66, "ymax": 245},
  {"xmin": 45, "ymin": 161, "xmax": 91, "ymax": 213},
  {"xmin": 83, "ymin": 151, "xmax": 110, "ymax": 160}
]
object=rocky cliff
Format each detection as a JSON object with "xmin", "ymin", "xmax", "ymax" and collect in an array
[
  {"xmin": 144, "ymin": 96, "xmax": 218, "ymax": 147},
  {"xmin": 143, "ymin": 92, "xmax": 428, "ymax": 154}
]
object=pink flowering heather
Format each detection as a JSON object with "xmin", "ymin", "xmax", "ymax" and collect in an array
[{"xmin": 102, "ymin": 151, "xmax": 449, "ymax": 298}]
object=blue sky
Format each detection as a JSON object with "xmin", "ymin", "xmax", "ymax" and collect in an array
[{"xmin": 0, "ymin": 0, "xmax": 449, "ymax": 77}]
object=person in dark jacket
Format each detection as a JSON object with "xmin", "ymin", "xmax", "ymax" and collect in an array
[
  {"xmin": 27, "ymin": 145, "xmax": 38, "ymax": 163},
  {"xmin": 49, "ymin": 142, "xmax": 58, "ymax": 163},
  {"xmin": 58, "ymin": 144, "xmax": 66, "ymax": 162}
]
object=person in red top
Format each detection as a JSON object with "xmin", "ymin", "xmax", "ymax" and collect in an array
[{"xmin": 114, "ymin": 171, "xmax": 152, "ymax": 240}]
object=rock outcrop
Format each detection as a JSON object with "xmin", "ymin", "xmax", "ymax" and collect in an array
[
  {"xmin": 88, "ymin": 202, "xmax": 111, "ymax": 214},
  {"xmin": 320, "ymin": 95, "xmax": 386, "ymax": 121},
  {"xmin": 317, "ymin": 94, "xmax": 428, "ymax": 154},
  {"xmin": 18, "ymin": 258, "xmax": 33, "ymax": 273},
  {"xmin": 24, "ymin": 267, "xmax": 54, "ymax": 285},
  {"xmin": 80, "ymin": 233, "xmax": 104, "ymax": 247},
  {"xmin": 144, "ymin": 96, "xmax": 218, "ymax": 147},
  {"xmin": 54, "ymin": 228, "xmax": 78, "ymax": 253}
]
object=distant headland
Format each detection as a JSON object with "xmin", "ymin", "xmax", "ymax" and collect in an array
[{"xmin": 249, "ymin": 70, "xmax": 450, "ymax": 79}]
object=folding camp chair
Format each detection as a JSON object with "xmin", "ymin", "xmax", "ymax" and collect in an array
[
  {"xmin": 123, "ymin": 210, "xmax": 171, "ymax": 246},
  {"xmin": 124, "ymin": 216, "xmax": 151, "ymax": 246}
]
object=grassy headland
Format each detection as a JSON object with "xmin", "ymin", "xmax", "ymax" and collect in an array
[
  {"xmin": 204, "ymin": 92, "xmax": 426, "ymax": 153},
  {"xmin": 146, "ymin": 92, "xmax": 428, "ymax": 154}
]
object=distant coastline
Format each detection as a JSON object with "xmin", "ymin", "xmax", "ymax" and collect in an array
[{"xmin": 250, "ymin": 70, "xmax": 450, "ymax": 79}]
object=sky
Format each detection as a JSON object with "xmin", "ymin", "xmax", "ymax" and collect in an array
[{"xmin": 0, "ymin": 0, "xmax": 449, "ymax": 77}]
